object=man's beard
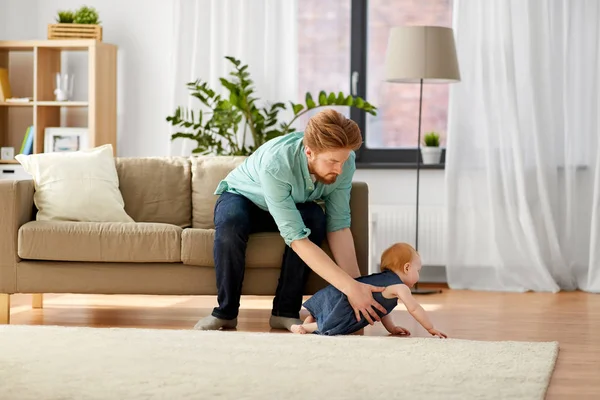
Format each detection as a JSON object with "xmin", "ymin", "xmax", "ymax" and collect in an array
[{"xmin": 314, "ymin": 172, "xmax": 338, "ymax": 185}]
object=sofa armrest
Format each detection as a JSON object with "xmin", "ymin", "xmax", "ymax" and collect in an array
[
  {"xmin": 349, "ymin": 181, "xmax": 369, "ymax": 277},
  {"xmin": 0, "ymin": 179, "xmax": 34, "ymax": 293}
]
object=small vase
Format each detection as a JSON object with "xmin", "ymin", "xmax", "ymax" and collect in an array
[
  {"xmin": 421, "ymin": 147, "xmax": 442, "ymax": 165},
  {"xmin": 54, "ymin": 73, "xmax": 75, "ymax": 101}
]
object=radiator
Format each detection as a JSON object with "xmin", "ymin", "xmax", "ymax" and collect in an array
[{"xmin": 370, "ymin": 205, "xmax": 446, "ymax": 271}]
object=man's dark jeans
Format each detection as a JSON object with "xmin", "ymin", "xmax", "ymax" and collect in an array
[{"xmin": 211, "ymin": 191, "xmax": 327, "ymax": 320}]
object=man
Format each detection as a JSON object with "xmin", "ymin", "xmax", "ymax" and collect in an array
[{"xmin": 194, "ymin": 109, "xmax": 387, "ymax": 332}]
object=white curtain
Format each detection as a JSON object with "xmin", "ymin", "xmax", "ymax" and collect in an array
[
  {"xmin": 167, "ymin": 0, "xmax": 298, "ymax": 156},
  {"xmin": 445, "ymin": 0, "xmax": 600, "ymax": 292}
]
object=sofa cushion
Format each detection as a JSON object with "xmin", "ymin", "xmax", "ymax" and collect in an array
[
  {"xmin": 190, "ymin": 155, "xmax": 246, "ymax": 229},
  {"xmin": 18, "ymin": 221, "xmax": 181, "ymax": 263},
  {"xmin": 15, "ymin": 144, "xmax": 134, "ymax": 223},
  {"xmin": 181, "ymin": 228, "xmax": 334, "ymax": 268},
  {"xmin": 116, "ymin": 157, "xmax": 192, "ymax": 228},
  {"xmin": 181, "ymin": 228, "xmax": 285, "ymax": 268}
]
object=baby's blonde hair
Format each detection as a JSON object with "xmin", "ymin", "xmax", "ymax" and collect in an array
[{"xmin": 380, "ymin": 242, "xmax": 418, "ymax": 274}]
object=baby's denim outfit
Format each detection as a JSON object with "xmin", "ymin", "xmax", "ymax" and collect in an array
[{"xmin": 303, "ymin": 270, "xmax": 403, "ymax": 335}]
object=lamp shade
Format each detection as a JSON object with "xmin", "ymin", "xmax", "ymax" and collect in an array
[{"xmin": 385, "ymin": 26, "xmax": 460, "ymax": 83}]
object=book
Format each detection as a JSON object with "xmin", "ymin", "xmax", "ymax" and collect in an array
[
  {"xmin": 5, "ymin": 97, "xmax": 32, "ymax": 103},
  {"xmin": 0, "ymin": 68, "xmax": 12, "ymax": 102},
  {"xmin": 19, "ymin": 126, "xmax": 34, "ymax": 155}
]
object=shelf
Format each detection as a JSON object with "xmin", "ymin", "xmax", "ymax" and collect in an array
[
  {"xmin": 0, "ymin": 102, "xmax": 33, "ymax": 107},
  {"xmin": 0, "ymin": 40, "xmax": 108, "ymax": 51},
  {"xmin": 0, "ymin": 44, "xmax": 34, "ymax": 51},
  {"xmin": 0, "ymin": 39, "xmax": 117, "ymax": 156},
  {"xmin": 0, "ymin": 160, "xmax": 19, "ymax": 164},
  {"xmin": 0, "ymin": 101, "xmax": 88, "ymax": 107},
  {"xmin": 37, "ymin": 101, "xmax": 89, "ymax": 107}
]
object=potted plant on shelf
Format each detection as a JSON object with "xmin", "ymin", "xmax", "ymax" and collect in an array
[
  {"xmin": 421, "ymin": 131, "xmax": 442, "ymax": 165},
  {"xmin": 56, "ymin": 10, "xmax": 75, "ymax": 23},
  {"xmin": 167, "ymin": 56, "xmax": 378, "ymax": 156},
  {"xmin": 48, "ymin": 6, "xmax": 102, "ymax": 41}
]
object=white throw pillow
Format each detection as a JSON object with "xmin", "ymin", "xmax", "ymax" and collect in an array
[{"xmin": 15, "ymin": 144, "xmax": 134, "ymax": 223}]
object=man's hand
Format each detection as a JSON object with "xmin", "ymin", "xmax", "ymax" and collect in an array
[
  {"xmin": 289, "ymin": 239, "xmax": 386, "ymax": 325},
  {"xmin": 389, "ymin": 326, "xmax": 411, "ymax": 336},
  {"xmin": 345, "ymin": 282, "xmax": 387, "ymax": 324},
  {"xmin": 428, "ymin": 328, "xmax": 447, "ymax": 338}
]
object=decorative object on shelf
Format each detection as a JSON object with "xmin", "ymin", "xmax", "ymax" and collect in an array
[
  {"xmin": 44, "ymin": 127, "xmax": 89, "ymax": 153},
  {"xmin": 48, "ymin": 6, "xmax": 102, "ymax": 40},
  {"xmin": 72, "ymin": 6, "xmax": 100, "ymax": 24},
  {"xmin": 167, "ymin": 56, "xmax": 378, "ymax": 156},
  {"xmin": 56, "ymin": 10, "xmax": 75, "ymax": 23},
  {"xmin": 384, "ymin": 26, "xmax": 461, "ymax": 295},
  {"xmin": 0, "ymin": 147, "xmax": 15, "ymax": 161},
  {"xmin": 54, "ymin": 73, "xmax": 74, "ymax": 101},
  {"xmin": 421, "ymin": 131, "xmax": 442, "ymax": 165}
]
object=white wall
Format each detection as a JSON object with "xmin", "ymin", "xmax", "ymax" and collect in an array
[
  {"xmin": 2, "ymin": 0, "xmax": 39, "ymax": 40},
  {"xmin": 0, "ymin": 4, "xmax": 5, "ymax": 39},
  {"xmin": 3, "ymin": 1, "xmax": 448, "ymax": 280},
  {"xmin": 355, "ymin": 169, "xmax": 445, "ymax": 207}
]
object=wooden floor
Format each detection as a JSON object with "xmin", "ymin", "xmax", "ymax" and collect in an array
[{"xmin": 7, "ymin": 288, "xmax": 600, "ymax": 399}]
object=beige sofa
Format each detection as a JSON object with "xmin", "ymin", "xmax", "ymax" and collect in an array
[{"xmin": 0, "ymin": 156, "xmax": 369, "ymax": 324}]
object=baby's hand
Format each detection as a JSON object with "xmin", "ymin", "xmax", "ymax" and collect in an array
[
  {"xmin": 427, "ymin": 328, "xmax": 447, "ymax": 338},
  {"xmin": 390, "ymin": 326, "xmax": 411, "ymax": 336}
]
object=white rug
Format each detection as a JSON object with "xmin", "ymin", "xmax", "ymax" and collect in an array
[{"xmin": 0, "ymin": 325, "xmax": 558, "ymax": 400}]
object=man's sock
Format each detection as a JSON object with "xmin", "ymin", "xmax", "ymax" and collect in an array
[
  {"xmin": 269, "ymin": 315, "xmax": 303, "ymax": 332},
  {"xmin": 193, "ymin": 315, "xmax": 237, "ymax": 330}
]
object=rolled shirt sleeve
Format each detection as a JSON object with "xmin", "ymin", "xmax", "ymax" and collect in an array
[
  {"xmin": 260, "ymin": 166, "xmax": 311, "ymax": 246},
  {"xmin": 322, "ymin": 156, "xmax": 355, "ymax": 233}
]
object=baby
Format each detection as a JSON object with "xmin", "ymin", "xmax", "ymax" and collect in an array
[{"xmin": 291, "ymin": 242, "xmax": 447, "ymax": 338}]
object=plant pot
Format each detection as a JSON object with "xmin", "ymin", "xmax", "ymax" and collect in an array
[
  {"xmin": 420, "ymin": 147, "xmax": 442, "ymax": 165},
  {"xmin": 47, "ymin": 23, "xmax": 103, "ymax": 40}
]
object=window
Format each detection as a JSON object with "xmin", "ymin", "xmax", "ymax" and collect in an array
[
  {"xmin": 299, "ymin": 0, "xmax": 454, "ymax": 167},
  {"xmin": 365, "ymin": 0, "xmax": 453, "ymax": 150},
  {"xmin": 297, "ymin": 0, "xmax": 351, "ymax": 128}
]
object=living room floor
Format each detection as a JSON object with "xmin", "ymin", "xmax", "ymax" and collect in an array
[{"xmin": 8, "ymin": 287, "xmax": 599, "ymax": 399}]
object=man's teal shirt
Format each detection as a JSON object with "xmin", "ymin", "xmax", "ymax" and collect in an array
[{"xmin": 214, "ymin": 132, "xmax": 356, "ymax": 246}]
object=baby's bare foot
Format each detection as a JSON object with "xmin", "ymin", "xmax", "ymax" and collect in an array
[{"xmin": 291, "ymin": 324, "xmax": 307, "ymax": 334}]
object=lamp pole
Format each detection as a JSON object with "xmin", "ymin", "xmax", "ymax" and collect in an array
[
  {"xmin": 411, "ymin": 78, "xmax": 441, "ymax": 295},
  {"xmin": 415, "ymin": 78, "xmax": 423, "ymax": 252}
]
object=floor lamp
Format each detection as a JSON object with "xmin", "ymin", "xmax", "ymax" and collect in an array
[{"xmin": 384, "ymin": 26, "xmax": 461, "ymax": 294}]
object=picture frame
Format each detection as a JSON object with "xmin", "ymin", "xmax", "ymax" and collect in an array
[
  {"xmin": 1, "ymin": 146, "xmax": 15, "ymax": 160},
  {"xmin": 44, "ymin": 127, "xmax": 89, "ymax": 153}
]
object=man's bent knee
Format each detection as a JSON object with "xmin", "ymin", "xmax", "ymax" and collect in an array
[{"xmin": 215, "ymin": 221, "xmax": 249, "ymax": 248}]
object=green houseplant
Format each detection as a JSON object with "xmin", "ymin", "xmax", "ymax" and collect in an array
[
  {"xmin": 73, "ymin": 6, "xmax": 100, "ymax": 24},
  {"xmin": 50, "ymin": 6, "xmax": 102, "ymax": 40},
  {"xmin": 421, "ymin": 131, "xmax": 442, "ymax": 164},
  {"xmin": 56, "ymin": 10, "xmax": 75, "ymax": 23},
  {"xmin": 55, "ymin": 6, "xmax": 100, "ymax": 24},
  {"xmin": 167, "ymin": 56, "xmax": 377, "ymax": 155}
]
